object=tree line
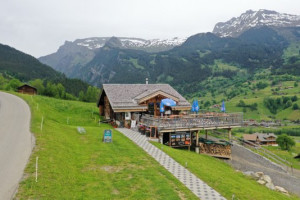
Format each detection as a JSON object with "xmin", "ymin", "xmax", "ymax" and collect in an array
[
  {"xmin": 263, "ymin": 95, "xmax": 298, "ymax": 114},
  {"xmin": 0, "ymin": 74, "xmax": 100, "ymax": 102}
]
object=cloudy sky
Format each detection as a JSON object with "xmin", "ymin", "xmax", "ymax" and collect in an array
[{"xmin": 0, "ymin": 0, "xmax": 299, "ymax": 57}]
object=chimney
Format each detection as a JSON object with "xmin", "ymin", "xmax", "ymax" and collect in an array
[{"xmin": 146, "ymin": 78, "xmax": 148, "ymax": 84}]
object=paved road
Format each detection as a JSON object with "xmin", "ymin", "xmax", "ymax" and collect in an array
[
  {"xmin": 117, "ymin": 128, "xmax": 226, "ymax": 200},
  {"xmin": 0, "ymin": 92, "xmax": 34, "ymax": 200},
  {"xmin": 226, "ymin": 143, "xmax": 300, "ymax": 197}
]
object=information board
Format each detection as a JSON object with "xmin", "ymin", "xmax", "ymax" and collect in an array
[{"xmin": 103, "ymin": 129, "xmax": 112, "ymax": 143}]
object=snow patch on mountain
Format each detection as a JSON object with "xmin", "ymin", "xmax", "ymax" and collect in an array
[
  {"xmin": 213, "ymin": 9, "xmax": 300, "ymax": 37},
  {"xmin": 75, "ymin": 37, "xmax": 186, "ymax": 51}
]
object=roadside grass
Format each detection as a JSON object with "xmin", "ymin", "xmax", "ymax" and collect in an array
[
  {"xmin": 262, "ymin": 143, "xmax": 300, "ymax": 170},
  {"xmin": 15, "ymin": 93, "xmax": 198, "ymax": 199},
  {"xmin": 151, "ymin": 142, "xmax": 299, "ymax": 200}
]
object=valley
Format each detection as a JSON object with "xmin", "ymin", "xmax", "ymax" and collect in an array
[
  {"xmin": 1, "ymin": 7, "xmax": 300, "ymax": 200},
  {"xmin": 37, "ymin": 9, "xmax": 300, "ymax": 121}
]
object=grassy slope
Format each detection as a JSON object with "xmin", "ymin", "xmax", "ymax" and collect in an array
[
  {"xmin": 129, "ymin": 58, "xmax": 145, "ymax": 69},
  {"xmin": 283, "ymin": 42, "xmax": 300, "ymax": 61},
  {"xmin": 15, "ymin": 93, "xmax": 197, "ymax": 200},
  {"xmin": 152, "ymin": 142, "xmax": 299, "ymax": 200},
  {"xmin": 262, "ymin": 142, "xmax": 300, "ymax": 170},
  {"xmin": 198, "ymin": 80, "xmax": 300, "ymax": 121}
]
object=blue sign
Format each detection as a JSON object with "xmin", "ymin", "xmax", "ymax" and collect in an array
[{"xmin": 103, "ymin": 129, "xmax": 112, "ymax": 143}]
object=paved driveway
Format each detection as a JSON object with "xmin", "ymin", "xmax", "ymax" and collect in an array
[
  {"xmin": 117, "ymin": 128, "xmax": 226, "ymax": 200},
  {"xmin": 0, "ymin": 92, "xmax": 34, "ymax": 200}
]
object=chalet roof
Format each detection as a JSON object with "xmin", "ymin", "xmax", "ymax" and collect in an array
[
  {"xmin": 99, "ymin": 84, "xmax": 191, "ymax": 110},
  {"xmin": 256, "ymin": 133, "xmax": 277, "ymax": 142},
  {"xmin": 134, "ymin": 89, "xmax": 161, "ymax": 100},
  {"xmin": 243, "ymin": 134, "xmax": 257, "ymax": 141},
  {"xmin": 17, "ymin": 84, "xmax": 37, "ymax": 90}
]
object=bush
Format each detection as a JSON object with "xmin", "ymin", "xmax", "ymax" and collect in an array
[
  {"xmin": 276, "ymin": 134, "xmax": 295, "ymax": 150},
  {"xmin": 293, "ymin": 103, "xmax": 299, "ymax": 110},
  {"xmin": 249, "ymin": 103, "xmax": 258, "ymax": 111},
  {"xmin": 29, "ymin": 79, "xmax": 45, "ymax": 94},
  {"xmin": 7, "ymin": 78, "xmax": 22, "ymax": 91},
  {"xmin": 78, "ymin": 86, "xmax": 100, "ymax": 102},
  {"xmin": 291, "ymin": 95, "xmax": 298, "ymax": 102},
  {"xmin": 256, "ymin": 81, "xmax": 268, "ymax": 90},
  {"xmin": 285, "ymin": 100, "xmax": 292, "ymax": 109},
  {"xmin": 204, "ymin": 101, "xmax": 211, "ymax": 108},
  {"xmin": 0, "ymin": 74, "xmax": 6, "ymax": 89},
  {"xmin": 237, "ymin": 100, "xmax": 246, "ymax": 107}
]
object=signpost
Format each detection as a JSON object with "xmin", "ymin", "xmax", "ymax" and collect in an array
[{"xmin": 103, "ymin": 129, "xmax": 112, "ymax": 143}]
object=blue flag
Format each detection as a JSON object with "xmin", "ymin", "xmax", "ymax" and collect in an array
[
  {"xmin": 192, "ymin": 99, "xmax": 199, "ymax": 113},
  {"xmin": 221, "ymin": 100, "xmax": 226, "ymax": 112},
  {"xmin": 160, "ymin": 102, "xmax": 165, "ymax": 112}
]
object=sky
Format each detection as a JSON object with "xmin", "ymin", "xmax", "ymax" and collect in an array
[{"xmin": 0, "ymin": 0, "xmax": 299, "ymax": 58}]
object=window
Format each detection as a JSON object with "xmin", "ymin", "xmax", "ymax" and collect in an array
[
  {"xmin": 125, "ymin": 112, "xmax": 131, "ymax": 120},
  {"xmin": 148, "ymin": 103, "xmax": 154, "ymax": 115}
]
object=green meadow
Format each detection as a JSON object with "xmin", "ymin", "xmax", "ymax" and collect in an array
[
  {"xmin": 15, "ymin": 93, "xmax": 197, "ymax": 199},
  {"xmin": 12, "ymin": 92, "xmax": 300, "ymax": 199}
]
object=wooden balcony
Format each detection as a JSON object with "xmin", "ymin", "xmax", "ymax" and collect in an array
[{"xmin": 140, "ymin": 112, "xmax": 243, "ymax": 132}]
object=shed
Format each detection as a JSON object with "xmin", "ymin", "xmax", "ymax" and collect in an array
[{"xmin": 17, "ymin": 84, "xmax": 37, "ymax": 95}]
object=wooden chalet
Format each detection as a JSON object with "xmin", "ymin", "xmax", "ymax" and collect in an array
[
  {"xmin": 97, "ymin": 83, "xmax": 243, "ymax": 159},
  {"xmin": 243, "ymin": 133, "xmax": 277, "ymax": 146},
  {"xmin": 97, "ymin": 84, "xmax": 191, "ymax": 127},
  {"xmin": 17, "ymin": 84, "xmax": 37, "ymax": 95},
  {"xmin": 256, "ymin": 133, "xmax": 277, "ymax": 146}
]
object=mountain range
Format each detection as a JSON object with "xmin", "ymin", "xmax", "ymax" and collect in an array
[
  {"xmin": 213, "ymin": 9, "xmax": 300, "ymax": 37},
  {"xmin": 39, "ymin": 36, "xmax": 186, "ymax": 76},
  {"xmin": 38, "ymin": 9, "xmax": 300, "ymax": 97}
]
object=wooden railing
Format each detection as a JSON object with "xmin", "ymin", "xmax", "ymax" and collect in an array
[{"xmin": 140, "ymin": 112, "xmax": 243, "ymax": 130}]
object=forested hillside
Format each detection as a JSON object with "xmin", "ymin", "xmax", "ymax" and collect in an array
[
  {"xmin": 0, "ymin": 43, "xmax": 93, "ymax": 97},
  {"xmin": 60, "ymin": 26, "xmax": 300, "ymax": 121},
  {"xmin": 72, "ymin": 27, "xmax": 299, "ymax": 96}
]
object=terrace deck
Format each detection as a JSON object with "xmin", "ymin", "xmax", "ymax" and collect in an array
[{"xmin": 140, "ymin": 113, "xmax": 243, "ymax": 132}]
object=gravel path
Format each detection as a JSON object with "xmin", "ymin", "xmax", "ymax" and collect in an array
[
  {"xmin": 0, "ymin": 92, "xmax": 35, "ymax": 200},
  {"xmin": 226, "ymin": 143, "xmax": 300, "ymax": 197},
  {"xmin": 117, "ymin": 128, "xmax": 226, "ymax": 200}
]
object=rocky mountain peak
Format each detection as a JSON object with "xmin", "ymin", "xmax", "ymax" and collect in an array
[
  {"xmin": 213, "ymin": 9, "xmax": 300, "ymax": 37},
  {"xmin": 105, "ymin": 36, "xmax": 123, "ymax": 48}
]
